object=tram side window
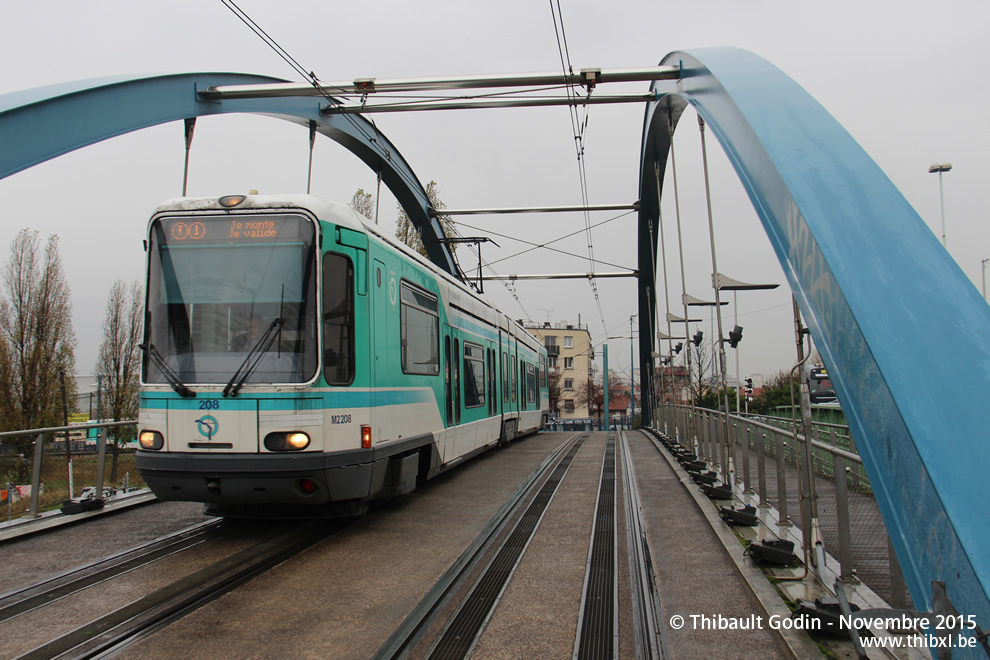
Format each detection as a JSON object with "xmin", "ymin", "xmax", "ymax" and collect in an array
[
  {"xmin": 511, "ymin": 357, "xmax": 517, "ymax": 403},
  {"xmin": 463, "ymin": 343, "xmax": 485, "ymax": 408},
  {"xmin": 540, "ymin": 356, "xmax": 547, "ymax": 388},
  {"xmin": 323, "ymin": 252, "xmax": 354, "ymax": 385},
  {"xmin": 519, "ymin": 358, "xmax": 526, "ymax": 406},
  {"xmin": 488, "ymin": 349, "xmax": 497, "ymax": 416},
  {"xmin": 502, "ymin": 353, "xmax": 510, "ymax": 403},
  {"xmin": 526, "ymin": 363, "xmax": 537, "ymax": 404},
  {"xmin": 401, "ymin": 283, "xmax": 440, "ymax": 375}
]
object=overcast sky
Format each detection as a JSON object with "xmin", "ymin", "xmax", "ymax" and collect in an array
[{"xmin": 0, "ymin": 0, "xmax": 986, "ymax": 390}]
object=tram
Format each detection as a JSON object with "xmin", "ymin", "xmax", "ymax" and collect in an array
[
  {"xmin": 807, "ymin": 364, "xmax": 837, "ymax": 405},
  {"xmin": 135, "ymin": 193, "xmax": 549, "ymax": 517}
]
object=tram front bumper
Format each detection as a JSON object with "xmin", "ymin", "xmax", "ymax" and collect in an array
[{"xmin": 135, "ymin": 450, "xmax": 387, "ymax": 505}]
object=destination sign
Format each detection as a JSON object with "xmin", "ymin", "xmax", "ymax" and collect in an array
[{"xmin": 158, "ymin": 215, "xmax": 310, "ymax": 245}]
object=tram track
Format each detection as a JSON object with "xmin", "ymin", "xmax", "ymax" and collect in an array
[
  {"xmin": 5, "ymin": 518, "xmax": 349, "ymax": 660},
  {"xmin": 374, "ymin": 433, "xmax": 587, "ymax": 659},
  {"xmin": 574, "ymin": 432, "xmax": 618, "ymax": 659},
  {"xmin": 0, "ymin": 518, "xmax": 231, "ymax": 625},
  {"xmin": 377, "ymin": 430, "xmax": 671, "ymax": 660},
  {"xmin": 1, "ymin": 432, "xmax": 681, "ymax": 658},
  {"xmin": 619, "ymin": 430, "xmax": 670, "ymax": 660}
]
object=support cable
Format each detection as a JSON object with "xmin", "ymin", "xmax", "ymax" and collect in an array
[
  {"xmin": 654, "ymin": 162, "xmax": 676, "ymax": 410},
  {"xmin": 306, "ymin": 120, "xmax": 316, "ymax": 194},
  {"xmin": 697, "ymin": 114, "xmax": 733, "ymax": 484},
  {"xmin": 667, "ymin": 112, "xmax": 699, "ymax": 455}
]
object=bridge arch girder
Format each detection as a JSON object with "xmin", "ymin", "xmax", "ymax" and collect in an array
[
  {"xmin": 638, "ymin": 47, "xmax": 990, "ymax": 623},
  {"xmin": 0, "ymin": 72, "xmax": 460, "ymax": 277}
]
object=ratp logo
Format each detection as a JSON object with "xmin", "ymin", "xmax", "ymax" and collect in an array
[{"xmin": 196, "ymin": 415, "xmax": 219, "ymax": 440}]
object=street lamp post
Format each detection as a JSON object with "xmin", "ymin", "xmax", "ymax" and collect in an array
[
  {"xmin": 928, "ymin": 162, "xmax": 952, "ymax": 247},
  {"xmin": 630, "ymin": 314, "xmax": 636, "ymax": 422}
]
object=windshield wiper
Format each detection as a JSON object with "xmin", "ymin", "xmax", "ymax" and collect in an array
[
  {"xmin": 139, "ymin": 343, "xmax": 196, "ymax": 398},
  {"xmin": 223, "ymin": 317, "xmax": 286, "ymax": 398}
]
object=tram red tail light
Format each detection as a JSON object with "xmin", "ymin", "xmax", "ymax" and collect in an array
[
  {"xmin": 361, "ymin": 425, "xmax": 372, "ymax": 449},
  {"xmin": 299, "ymin": 479, "xmax": 319, "ymax": 495},
  {"xmin": 139, "ymin": 431, "xmax": 164, "ymax": 450}
]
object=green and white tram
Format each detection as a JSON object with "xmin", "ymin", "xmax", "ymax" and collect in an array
[{"xmin": 136, "ymin": 194, "xmax": 549, "ymax": 517}]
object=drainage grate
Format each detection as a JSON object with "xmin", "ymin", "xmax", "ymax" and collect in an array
[
  {"xmin": 575, "ymin": 433, "xmax": 617, "ymax": 660},
  {"xmin": 427, "ymin": 434, "xmax": 589, "ymax": 660}
]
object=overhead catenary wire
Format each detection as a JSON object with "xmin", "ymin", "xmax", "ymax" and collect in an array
[
  {"xmin": 220, "ymin": 3, "xmax": 409, "ymax": 171},
  {"xmin": 452, "ymin": 210, "xmax": 639, "ymax": 324},
  {"xmin": 452, "ymin": 229, "xmax": 535, "ymax": 322},
  {"xmin": 548, "ymin": 0, "xmax": 608, "ymax": 341},
  {"xmin": 222, "ymin": 0, "xmax": 624, "ymax": 333},
  {"xmin": 454, "ymin": 210, "xmax": 635, "ymax": 271},
  {"xmin": 220, "ymin": 0, "xmax": 463, "ymax": 279},
  {"xmin": 221, "ymin": 0, "xmax": 317, "ymax": 88}
]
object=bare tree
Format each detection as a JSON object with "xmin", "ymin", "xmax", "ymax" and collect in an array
[
  {"xmin": 687, "ymin": 338, "xmax": 717, "ymax": 402},
  {"xmin": 576, "ymin": 377, "xmax": 603, "ymax": 422},
  {"xmin": 95, "ymin": 280, "xmax": 143, "ymax": 482},
  {"xmin": 576, "ymin": 370, "xmax": 623, "ymax": 424},
  {"xmin": 350, "ymin": 188, "xmax": 376, "ymax": 221},
  {"xmin": 0, "ymin": 230, "xmax": 76, "ymax": 479},
  {"xmin": 395, "ymin": 180, "xmax": 457, "ymax": 257},
  {"xmin": 547, "ymin": 367, "xmax": 564, "ymax": 416}
]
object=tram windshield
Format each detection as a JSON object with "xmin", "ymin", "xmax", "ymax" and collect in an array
[{"xmin": 144, "ymin": 213, "xmax": 318, "ymax": 385}]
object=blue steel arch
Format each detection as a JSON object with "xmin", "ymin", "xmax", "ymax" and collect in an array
[
  {"xmin": 0, "ymin": 73, "xmax": 460, "ymax": 278},
  {"xmin": 639, "ymin": 47, "xmax": 990, "ymax": 629}
]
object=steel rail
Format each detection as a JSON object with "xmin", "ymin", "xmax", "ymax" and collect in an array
[
  {"xmin": 573, "ymin": 433, "xmax": 618, "ymax": 660},
  {"xmin": 0, "ymin": 518, "xmax": 230, "ymax": 624},
  {"xmin": 15, "ymin": 520, "xmax": 348, "ymax": 660},
  {"xmin": 426, "ymin": 434, "xmax": 590, "ymax": 659},
  {"xmin": 619, "ymin": 431, "xmax": 668, "ymax": 659},
  {"xmin": 373, "ymin": 434, "xmax": 583, "ymax": 660}
]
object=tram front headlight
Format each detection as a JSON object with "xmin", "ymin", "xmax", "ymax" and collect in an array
[
  {"xmin": 286, "ymin": 432, "xmax": 310, "ymax": 450},
  {"xmin": 218, "ymin": 194, "xmax": 247, "ymax": 208},
  {"xmin": 264, "ymin": 431, "xmax": 310, "ymax": 452},
  {"xmin": 139, "ymin": 430, "xmax": 164, "ymax": 450}
]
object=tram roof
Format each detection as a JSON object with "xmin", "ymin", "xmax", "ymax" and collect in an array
[{"xmin": 150, "ymin": 194, "xmax": 366, "ymax": 233}]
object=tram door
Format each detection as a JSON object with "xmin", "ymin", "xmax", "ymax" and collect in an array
[
  {"xmin": 372, "ymin": 260, "xmax": 391, "ymax": 441},
  {"xmin": 444, "ymin": 333, "xmax": 453, "ymax": 426}
]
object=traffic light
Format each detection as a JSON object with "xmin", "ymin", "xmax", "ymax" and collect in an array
[
  {"xmin": 744, "ymin": 377, "xmax": 753, "ymax": 396},
  {"xmin": 727, "ymin": 325, "xmax": 743, "ymax": 348},
  {"xmin": 674, "ymin": 342, "xmax": 683, "ymax": 354},
  {"xmin": 692, "ymin": 330, "xmax": 704, "ymax": 347}
]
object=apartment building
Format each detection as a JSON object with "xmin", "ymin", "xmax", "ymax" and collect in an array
[{"xmin": 524, "ymin": 320, "xmax": 595, "ymax": 419}]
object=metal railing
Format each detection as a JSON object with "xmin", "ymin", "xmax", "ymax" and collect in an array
[
  {"xmin": 656, "ymin": 404, "xmax": 907, "ymax": 607},
  {"xmin": 544, "ymin": 415, "xmax": 637, "ymax": 432},
  {"xmin": 0, "ymin": 420, "xmax": 140, "ymax": 520}
]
